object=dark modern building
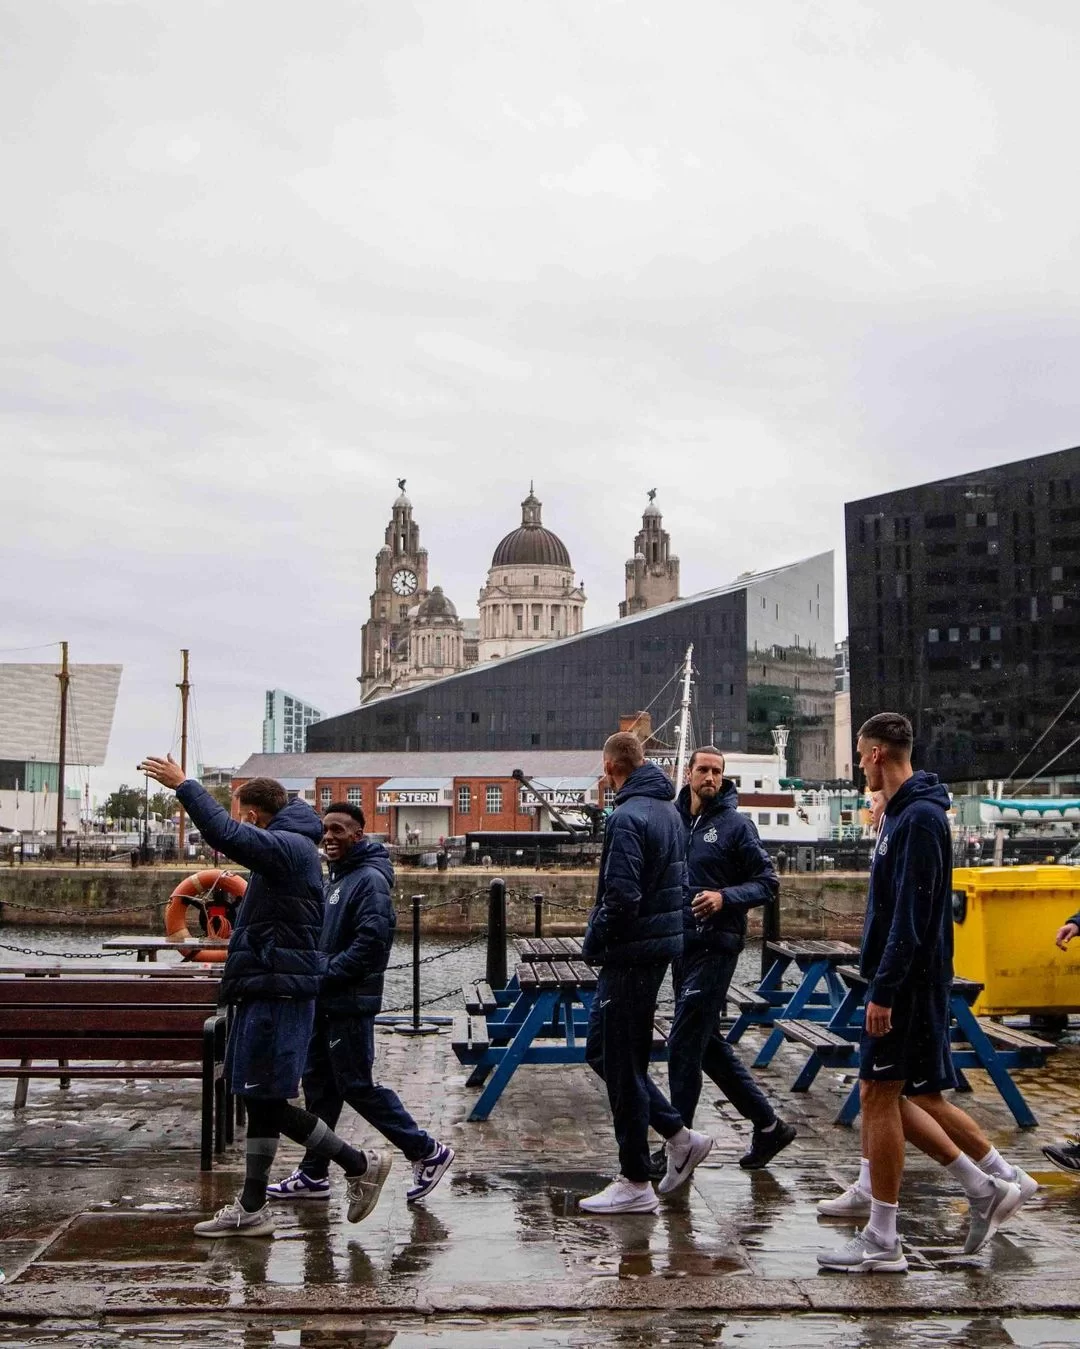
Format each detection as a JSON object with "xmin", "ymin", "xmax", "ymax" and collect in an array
[
  {"xmin": 846, "ymin": 445, "xmax": 1080, "ymax": 786},
  {"xmin": 310, "ymin": 552, "xmax": 836, "ymax": 780}
]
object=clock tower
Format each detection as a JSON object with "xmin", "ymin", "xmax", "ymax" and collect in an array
[{"xmin": 359, "ymin": 482, "xmax": 430, "ymax": 702}]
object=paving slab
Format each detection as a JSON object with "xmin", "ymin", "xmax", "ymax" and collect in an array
[{"xmin": 1, "ymin": 1017, "xmax": 1079, "ymax": 1345}]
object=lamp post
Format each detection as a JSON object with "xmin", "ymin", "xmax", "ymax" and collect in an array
[{"xmin": 143, "ymin": 773, "xmax": 151, "ymax": 861}]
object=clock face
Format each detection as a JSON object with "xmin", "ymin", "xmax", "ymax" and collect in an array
[{"xmin": 391, "ymin": 568, "xmax": 418, "ymax": 596}]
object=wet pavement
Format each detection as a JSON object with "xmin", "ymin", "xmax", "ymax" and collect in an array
[{"xmin": 1, "ymin": 994, "xmax": 1079, "ymax": 1345}]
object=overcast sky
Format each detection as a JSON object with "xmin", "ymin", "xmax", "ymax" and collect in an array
[{"xmin": 3, "ymin": 1, "xmax": 1080, "ymax": 800}]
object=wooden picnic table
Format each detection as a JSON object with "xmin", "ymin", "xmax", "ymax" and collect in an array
[
  {"xmin": 101, "ymin": 935, "xmax": 230, "ymax": 963},
  {"xmin": 725, "ymin": 939, "xmax": 861, "ymax": 1068},
  {"xmin": 776, "ymin": 963, "xmax": 1056, "ymax": 1129},
  {"xmin": 0, "ymin": 961, "xmax": 222, "ymax": 978}
]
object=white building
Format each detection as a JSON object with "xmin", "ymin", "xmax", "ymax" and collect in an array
[
  {"xmin": 477, "ymin": 486, "xmax": 586, "ymax": 661},
  {"xmin": 262, "ymin": 689, "xmax": 323, "ymax": 754}
]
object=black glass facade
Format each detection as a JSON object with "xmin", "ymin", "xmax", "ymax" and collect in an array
[
  {"xmin": 846, "ymin": 445, "xmax": 1080, "ymax": 783},
  {"xmin": 311, "ymin": 553, "xmax": 836, "ymax": 779}
]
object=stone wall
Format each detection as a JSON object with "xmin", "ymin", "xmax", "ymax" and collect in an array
[{"xmin": 0, "ymin": 865, "xmax": 869, "ymax": 939}]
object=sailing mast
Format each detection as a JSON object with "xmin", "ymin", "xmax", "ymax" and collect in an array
[
  {"xmin": 177, "ymin": 649, "xmax": 190, "ymax": 853},
  {"xmin": 673, "ymin": 644, "xmax": 694, "ymax": 789},
  {"xmin": 55, "ymin": 640, "xmax": 69, "ymax": 851}
]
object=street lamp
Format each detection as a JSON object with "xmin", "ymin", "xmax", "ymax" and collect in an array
[{"xmin": 143, "ymin": 772, "xmax": 151, "ymax": 861}]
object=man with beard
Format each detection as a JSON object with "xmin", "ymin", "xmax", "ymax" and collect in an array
[{"xmin": 652, "ymin": 747, "xmax": 795, "ymax": 1180}]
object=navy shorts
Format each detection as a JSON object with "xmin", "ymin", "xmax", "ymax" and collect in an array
[
  {"xmin": 858, "ymin": 983, "xmax": 957, "ymax": 1097},
  {"xmin": 225, "ymin": 998, "xmax": 315, "ymax": 1099}
]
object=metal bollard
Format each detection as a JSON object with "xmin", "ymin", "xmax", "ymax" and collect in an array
[
  {"xmin": 761, "ymin": 894, "xmax": 782, "ymax": 980},
  {"xmin": 394, "ymin": 894, "xmax": 438, "ymax": 1036},
  {"xmin": 533, "ymin": 892, "xmax": 543, "ymax": 938},
  {"xmin": 486, "ymin": 877, "xmax": 508, "ymax": 988}
]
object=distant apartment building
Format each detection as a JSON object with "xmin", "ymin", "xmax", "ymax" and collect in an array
[
  {"xmin": 262, "ymin": 689, "xmax": 323, "ymax": 755},
  {"xmin": 846, "ymin": 444, "xmax": 1080, "ymax": 785}
]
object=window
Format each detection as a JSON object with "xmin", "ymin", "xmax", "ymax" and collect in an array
[
  {"xmin": 485, "ymin": 785, "xmax": 503, "ymax": 814},
  {"xmin": 1052, "ymin": 565, "xmax": 1064, "ymax": 581},
  {"xmin": 754, "ymin": 779, "xmax": 764, "ymax": 789},
  {"xmin": 1053, "ymin": 595, "xmax": 1065, "ymax": 611},
  {"xmin": 346, "ymin": 787, "xmax": 362, "ymax": 807},
  {"xmin": 533, "ymin": 575, "xmax": 539, "ymax": 587},
  {"xmin": 470, "ymin": 711, "xmax": 480, "ymax": 723},
  {"xmin": 928, "ymin": 628, "xmax": 939, "ymax": 643},
  {"xmin": 948, "ymin": 627, "xmax": 960, "ymax": 642},
  {"xmin": 319, "ymin": 787, "xmax": 332, "ymax": 809},
  {"xmin": 604, "ymin": 787, "xmax": 616, "ymax": 807},
  {"xmin": 969, "ymin": 626, "xmax": 981, "ymax": 641},
  {"xmin": 533, "ymin": 613, "xmax": 540, "ymax": 630},
  {"xmin": 758, "ymin": 813, "xmax": 771, "ymax": 826},
  {"xmin": 457, "ymin": 785, "xmax": 471, "ymax": 814},
  {"xmin": 989, "ymin": 625, "xmax": 1002, "ymax": 641},
  {"xmin": 776, "ymin": 813, "xmax": 790, "ymax": 826}
]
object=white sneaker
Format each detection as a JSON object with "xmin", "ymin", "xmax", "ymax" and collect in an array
[
  {"xmin": 657, "ymin": 1129, "xmax": 714, "ymax": 1196},
  {"xmin": 963, "ymin": 1177, "xmax": 1023, "ymax": 1254},
  {"xmin": 345, "ymin": 1150, "xmax": 393, "ymax": 1224},
  {"xmin": 817, "ymin": 1182, "xmax": 872, "ymax": 1218},
  {"xmin": 579, "ymin": 1175, "xmax": 660, "ymax": 1214},
  {"xmin": 1011, "ymin": 1165, "xmax": 1039, "ymax": 1204},
  {"xmin": 193, "ymin": 1198, "xmax": 274, "ymax": 1239},
  {"xmin": 817, "ymin": 1228, "xmax": 908, "ymax": 1273}
]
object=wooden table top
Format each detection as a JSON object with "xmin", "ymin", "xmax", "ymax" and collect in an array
[{"xmin": 767, "ymin": 939, "xmax": 861, "ymax": 961}]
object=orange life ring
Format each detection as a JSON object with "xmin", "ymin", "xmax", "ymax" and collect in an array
[{"xmin": 164, "ymin": 869, "xmax": 246, "ymax": 962}]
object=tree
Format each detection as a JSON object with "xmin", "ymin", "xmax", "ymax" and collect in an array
[
  {"xmin": 149, "ymin": 791, "xmax": 176, "ymax": 823},
  {"xmin": 104, "ymin": 784, "xmax": 144, "ymax": 824},
  {"xmin": 209, "ymin": 784, "xmax": 232, "ymax": 810}
]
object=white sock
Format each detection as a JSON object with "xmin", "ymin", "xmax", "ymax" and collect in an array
[
  {"xmin": 946, "ymin": 1152, "xmax": 996, "ymax": 1200},
  {"xmin": 977, "ymin": 1146, "xmax": 1014, "ymax": 1181},
  {"xmin": 866, "ymin": 1198, "xmax": 898, "ymax": 1246},
  {"xmin": 857, "ymin": 1157, "xmax": 872, "ymax": 1193},
  {"xmin": 623, "ymin": 1177, "xmax": 650, "ymax": 1191}
]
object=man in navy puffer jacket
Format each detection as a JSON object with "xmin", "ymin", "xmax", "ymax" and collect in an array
[
  {"xmin": 658, "ymin": 747, "xmax": 795, "ymax": 1175},
  {"xmin": 139, "ymin": 758, "xmax": 392, "ymax": 1238},
  {"xmin": 268, "ymin": 802, "xmax": 454, "ymax": 1205},
  {"xmin": 579, "ymin": 733, "xmax": 714, "ymax": 1215}
]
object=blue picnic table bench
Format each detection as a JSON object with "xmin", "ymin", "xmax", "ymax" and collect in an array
[
  {"xmin": 775, "ymin": 963, "xmax": 1057, "ymax": 1129},
  {"xmin": 452, "ymin": 937, "xmax": 669, "ymax": 1122}
]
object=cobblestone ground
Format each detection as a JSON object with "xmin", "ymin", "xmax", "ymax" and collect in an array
[{"xmin": 1, "ymin": 1015, "xmax": 1079, "ymax": 1345}]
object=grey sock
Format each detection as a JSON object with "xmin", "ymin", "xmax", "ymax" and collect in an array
[{"xmin": 241, "ymin": 1135, "xmax": 279, "ymax": 1211}]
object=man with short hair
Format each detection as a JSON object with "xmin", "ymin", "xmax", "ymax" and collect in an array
[
  {"xmin": 654, "ymin": 746, "xmax": 794, "ymax": 1176},
  {"xmin": 139, "ymin": 757, "xmax": 392, "ymax": 1237},
  {"xmin": 267, "ymin": 801, "xmax": 453, "ymax": 1204},
  {"xmin": 579, "ymin": 732, "xmax": 713, "ymax": 1214},
  {"xmin": 817, "ymin": 715, "xmax": 1029, "ymax": 1273}
]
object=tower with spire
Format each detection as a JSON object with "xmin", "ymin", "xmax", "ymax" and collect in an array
[{"xmin": 619, "ymin": 489, "xmax": 680, "ymax": 617}]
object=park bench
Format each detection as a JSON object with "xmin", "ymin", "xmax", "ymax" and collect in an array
[
  {"xmin": 0, "ymin": 974, "xmax": 230, "ymax": 1170},
  {"xmin": 725, "ymin": 983, "xmax": 771, "ymax": 1016},
  {"xmin": 461, "ymin": 981, "xmax": 498, "ymax": 1015}
]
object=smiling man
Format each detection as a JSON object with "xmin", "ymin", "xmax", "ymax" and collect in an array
[
  {"xmin": 817, "ymin": 714, "xmax": 1030, "ymax": 1274},
  {"xmin": 267, "ymin": 801, "xmax": 454, "ymax": 1207}
]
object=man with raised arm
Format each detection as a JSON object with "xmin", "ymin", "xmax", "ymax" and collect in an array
[
  {"xmin": 138, "ymin": 755, "xmax": 392, "ymax": 1237},
  {"xmin": 579, "ymin": 732, "xmax": 713, "ymax": 1214},
  {"xmin": 817, "ymin": 715, "xmax": 1028, "ymax": 1274}
]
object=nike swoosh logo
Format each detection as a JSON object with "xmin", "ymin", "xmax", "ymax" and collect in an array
[
  {"xmin": 673, "ymin": 1156, "xmax": 689, "ymax": 1174},
  {"xmin": 871, "ymin": 1063, "xmax": 895, "ymax": 1073},
  {"xmin": 330, "ymin": 1039, "xmax": 342, "ymax": 1048},
  {"xmin": 243, "ymin": 1082, "xmax": 261, "ymax": 1089},
  {"xmin": 681, "ymin": 989, "xmax": 700, "ymax": 998},
  {"xmin": 911, "ymin": 1079, "xmax": 928, "ymax": 1089},
  {"xmin": 599, "ymin": 999, "xmax": 612, "ymax": 1008}
]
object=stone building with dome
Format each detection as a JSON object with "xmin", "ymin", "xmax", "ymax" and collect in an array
[{"xmin": 478, "ymin": 486, "xmax": 586, "ymax": 661}]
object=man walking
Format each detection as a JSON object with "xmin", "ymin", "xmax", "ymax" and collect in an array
[
  {"xmin": 267, "ymin": 801, "xmax": 454, "ymax": 1204},
  {"xmin": 653, "ymin": 747, "xmax": 794, "ymax": 1177},
  {"xmin": 1040, "ymin": 909, "xmax": 1080, "ymax": 1173},
  {"xmin": 139, "ymin": 756, "xmax": 392, "ymax": 1237},
  {"xmin": 817, "ymin": 715, "xmax": 1027, "ymax": 1273},
  {"xmin": 580, "ymin": 732, "xmax": 712, "ymax": 1214}
]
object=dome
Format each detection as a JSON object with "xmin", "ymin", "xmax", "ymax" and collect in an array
[
  {"xmin": 643, "ymin": 492, "xmax": 661, "ymax": 517},
  {"xmin": 490, "ymin": 487, "xmax": 571, "ymax": 568},
  {"xmin": 415, "ymin": 585, "xmax": 458, "ymax": 621}
]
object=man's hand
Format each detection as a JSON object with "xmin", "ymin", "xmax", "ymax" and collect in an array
[
  {"xmin": 137, "ymin": 754, "xmax": 186, "ymax": 791},
  {"xmin": 865, "ymin": 1001, "xmax": 892, "ymax": 1037},
  {"xmin": 691, "ymin": 889, "xmax": 724, "ymax": 921},
  {"xmin": 1055, "ymin": 922, "xmax": 1079, "ymax": 952}
]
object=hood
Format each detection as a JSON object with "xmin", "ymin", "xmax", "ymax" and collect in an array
[
  {"xmin": 267, "ymin": 796, "xmax": 325, "ymax": 842},
  {"xmin": 676, "ymin": 778, "xmax": 738, "ymax": 824},
  {"xmin": 615, "ymin": 761, "xmax": 676, "ymax": 805},
  {"xmin": 884, "ymin": 770, "xmax": 952, "ymax": 817},
  {"xmin": 331, "ymin": 837, "xmax": 395, "ymax": 886}
]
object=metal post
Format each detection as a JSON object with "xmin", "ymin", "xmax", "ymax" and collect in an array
[
  {"xmin": 761, "ymin": 893, "xmax": 782, "ymax": 980},
  {"xmin": 486, "ymin": 877, "xmax": 507, "ymax": 988},
  {"xmin": 177, "ymin": 649, "xmax": 190, "ymax": 855},
  {"xmin": 533, "ymin": 891, "xmax": 543, "ymax": 938},
  {"xmin": 394, "ymin": 894, "xmax": 438, "ymax": 1035},
  {"xmin": 74, "ymin": 841, "xmax": 80, "ymax": 868},
  {"xmin": 55, "ymin": 641, "xmax": 69, "ymax": 853}
]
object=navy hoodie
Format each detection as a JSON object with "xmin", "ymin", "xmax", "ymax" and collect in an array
[
  {"xmin": 319, "ymin": 838, "xmax": 397, "ymax": 1016},
  {"xmin": 859, "ymin": 771, "xmax": 954, "ymax": 1008},
  {"xmin": 676, "ymin": 780, "xmax": 779, "ymax": 957},
  {"xmin": 176, "ymin": 780, "xmax": 324, "ymax": 1004},
  {"xmin": 582, "ymin": 761, "xmax": 685, "ymax": 968}
]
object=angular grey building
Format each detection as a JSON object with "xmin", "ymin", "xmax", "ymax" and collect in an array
[
  {"xmin": 309, "ymin": 553, "xmax": 835, "ymax": 781},
  {"xmin": 846, "ymin": 445, "xmax": 1080, "ymax": 784}
]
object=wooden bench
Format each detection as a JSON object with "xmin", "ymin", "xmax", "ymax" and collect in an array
[
  {"xmin": 462, "ymin": 981, "xmax": 498, "ymax": 1015},
  {"xmin": 973, "ymin": 1019, "xmax": 1058, "ymax": 1057},
  {"xmin": 451, "ymin": 1013, "xmax": 490, "ymax": 1064},
  {"xmin": 726, "ymin": 982, "xmax": 771, "ymax": 1015},
  {"xmin": 0, "ymin": 976, "xmax": 230, "ymax": 1170}
]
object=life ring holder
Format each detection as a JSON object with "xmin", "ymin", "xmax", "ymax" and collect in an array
[{"xmin": 164, "ymin": 869, "xmax": 246, "ymax": 963}]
